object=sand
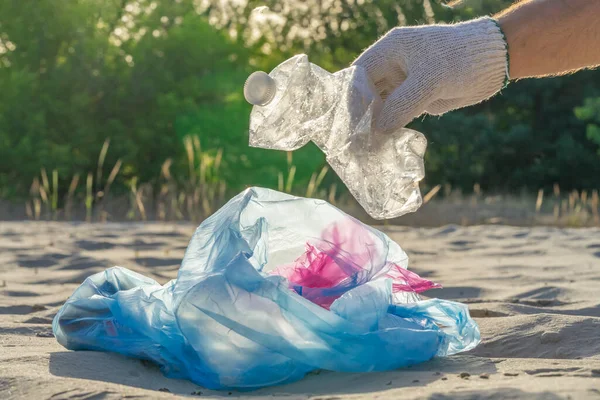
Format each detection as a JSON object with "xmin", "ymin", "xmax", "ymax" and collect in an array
[{"xmin": 1, "ymin": 222, "xmax": 599, "ymax": 399}]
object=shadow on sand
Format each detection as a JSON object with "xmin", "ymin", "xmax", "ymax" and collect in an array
[{"xmin": 49, "ymin": 352, "xmax": 499, "ymax": 398}]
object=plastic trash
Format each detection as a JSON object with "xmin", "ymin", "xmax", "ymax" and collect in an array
[
  {"xmin": 53, "ymin": 187, "xmax": 480, "ymax": 391},
  {"xmin": 244, "ymin": 55, "xmax": 427, "ymax": 220}
]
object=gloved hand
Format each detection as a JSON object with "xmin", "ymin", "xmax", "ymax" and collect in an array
[{"xmin": 352, "ymin": 17, "xmax": 509, "ymax": 133}]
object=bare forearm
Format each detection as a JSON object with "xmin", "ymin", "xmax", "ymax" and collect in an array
[{"xmin": 497, "ymin": 0, "xmax": 600, "ymax": 79}]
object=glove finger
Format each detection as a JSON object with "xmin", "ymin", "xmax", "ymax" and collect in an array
[
  {"xmin": 426, "ymin": 99, "xmax": 456, "ymax": 115},
  {"xmin": 352, "ymin": 47, "xmax": 390, "ymax": 85},
  {"xmin": 428, "ymin": 96, "xmax": 486, "ymax": 115},
  {"xmin": 376, "ymin": 75, "xmax": 435, "ymax": 133}
]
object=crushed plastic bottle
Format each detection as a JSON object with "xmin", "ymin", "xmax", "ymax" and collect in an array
[
  {"xmin": 244, "ymin": 55, "xmax": 427, "ymax": 220},
  {"xmin": 53, "ymin": 187, "xmax": 480, "ymax": 391}
]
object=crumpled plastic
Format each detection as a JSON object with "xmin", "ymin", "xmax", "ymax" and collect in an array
[
  {"xmin": 53, "ymin": 187, "xmax": 480, "ymax": 391},
  {"xmin": 247, "ymin": 54, "xmax": 427, "ymax": 220}
]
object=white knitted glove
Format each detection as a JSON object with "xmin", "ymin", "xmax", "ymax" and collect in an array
[{"xmin": 353, "ymin": 17, "xmax": 509, "ymax": 133}]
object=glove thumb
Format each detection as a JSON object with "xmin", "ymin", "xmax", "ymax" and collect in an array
[{"xmin": 376, "ymin": 75, "xmax": 434, "ymax": 133}]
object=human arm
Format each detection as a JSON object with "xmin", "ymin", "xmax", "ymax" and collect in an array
[
  {"xmin": 352, "ymin": 0, "xmax": 600, "ymax": 133},
  {"xmin": 498, "ymin": 0, "xmax": 600, "ymax": 79}
]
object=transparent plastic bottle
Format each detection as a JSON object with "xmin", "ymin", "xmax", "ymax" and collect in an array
[{"xmin": 244, "ymin": 54, "xmax": 427, "ymax": 220}]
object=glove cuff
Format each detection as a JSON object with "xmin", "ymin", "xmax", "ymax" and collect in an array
[
  {"xmin": 489, "ymin": 17, "xmax": 511, "ymax": 88},
  {"xmin": 454, "ymin": 17, "xmax": 510, "ymax": 98}
]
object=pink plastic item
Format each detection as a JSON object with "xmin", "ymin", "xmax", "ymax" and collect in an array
[{"xmin": 270, "ymin": 219, "xmax": 440, "ymax": 309}]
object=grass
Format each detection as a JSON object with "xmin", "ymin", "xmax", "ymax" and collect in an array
[{"xmin": 13, "ymin": 137, "xmax": 600, "ymax": 227}]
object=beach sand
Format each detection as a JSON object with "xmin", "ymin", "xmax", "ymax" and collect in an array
[{"xmin": 1, "ymin": 222, "xmax": 599, "ymax": 399}]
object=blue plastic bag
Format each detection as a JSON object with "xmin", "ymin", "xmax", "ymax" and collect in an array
[{"xmin": 53, "ymin": 187, "xmax": 480, "ymax": 390}]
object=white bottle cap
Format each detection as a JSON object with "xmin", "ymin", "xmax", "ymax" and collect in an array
[{"xmin": 244, "ymin": 71, "xmax": 276, "ymax": 106}]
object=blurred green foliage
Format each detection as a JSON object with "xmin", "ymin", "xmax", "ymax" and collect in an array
[
  {"xmin": 0, "ymin": 0, "xmax": 599, "ymax": 201},
  {"xmin": 575, "ymin": 97, "xmax": 600, "ymax": 157}
]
